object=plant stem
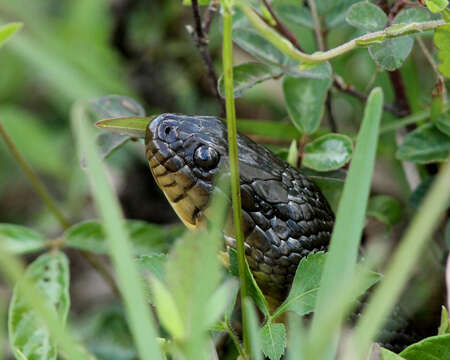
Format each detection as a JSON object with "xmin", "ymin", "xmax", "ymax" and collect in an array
[
  {"xmin": 238, "ymin": 2, "xmax": 447, "ymax": 64},
  {"xmin": 307, "ymin": 0, "xmax": 325, "ymax": 52},
  {"xmin": 354, "ymin": 159, "xmax": 450, "ymax": 357},
  {"xmin": 0, "ymin": 122, "xmax": 70, "ymax": 229},
  {"xmin": 262, "ymin": 0, "xmax": 303, "ymax": 51},
  {"xmin": 417, "ymin": 37, "xmax": 447, "ymax": 103},
  {"xmin": 333, "ymin": 75, "xmax": 403, "ymax": 116},
  {"xmin": 224, "ymin": 321, "xmax": 249, "ymax": 360},
  {"xmin": 221, "ymin": 1, "xmax": 249, "ymax": 355},
  {"xmin": 189, "ymin": 0, "xmax": 226, "ymax": 116}
]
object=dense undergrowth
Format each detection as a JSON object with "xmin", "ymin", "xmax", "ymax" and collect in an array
[{"xmin": 0, "ymin": 1, "xmax": 450, "ymax": 359}]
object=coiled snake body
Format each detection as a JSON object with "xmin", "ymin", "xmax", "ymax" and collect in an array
[{"xmin": 145, "ymin": 113, "xmax": 334, "ymax": 301}]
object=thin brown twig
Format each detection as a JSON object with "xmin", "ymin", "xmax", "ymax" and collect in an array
[
  {"xmin": 307, "ymin": 0, "xmax": 325, "ymax": 52},
  {"xmin": 261, "ymin": 0, "xmax": 304, "ymax": 51},
  {"xmin": 333, "ymin": 76, "xmax": 405, "ymax": 117},
  {"xmin": 80, "ymin": 250, "xmax": 121, "ymax": 297},
  {"xmin": 417, "ymin": 37, "xmax": 448, "ymax": 103},
  {"xmin": 202, "ymin": 0, "xmax": 219, "ymax": 34},
  {"xmin": 189, "ymin": 0, "xmax": 226, "ymax": 116}
]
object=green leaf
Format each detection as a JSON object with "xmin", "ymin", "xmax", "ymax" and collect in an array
[
  {"xmin": 229, "ymin": 248, "xmax": 270, "ymax": 316},
  {"xmin": 396, "ymin": 123, "xmax": 450, "ymax": 163},
  {"xmin": 381, "ymin": 347, "xmax": 406, "ymax": 359},
  {"xmin": 438, "ymin": 306, "xmax": 450, "ymax": 335},
  {"xmin": 367, "ymin": 10, "xmax": 425, "ymax": 71},
  {"xmin": 89, "ymin": 95, "xmax": 145, "ymax": 119},
  {"xmin": 0, "ymin": 224, "xmax": 46, "ymax": 254},
  {"xmin": 286, "ymin": 61, "xmax": 333, "ymax": 79},
  {"xmin": 445, "ymin": 219, "xmax": 450, "ymax": 251},
  {"xmin": 182, "ymin": 0, "xmax": 210, "ymax": 4},
  {"xmin": 434, "ymin": 24, "xmax": 450, "ymax": 78},
  {"xmin": 346, "ymin": 2, "xmax": 388, "ymax": 32},
  {"xmin": 394, "ymin": 8, "xmax": 431, "ymax": 24},
  {"xmin": 9, "ymin": 252, "xmax": 70, "ymax": 360},
  {"xmin": 424, "ymin": 0, "xmax": 449, "ymax": 13},
  {"xmin": 204, "ymin": 279, "xmax": 239, "ymax": 329},
  {"xmin": 409, "ymin": 176, "xmax": 434, "ymax": 209},
  {"xmin": 400, "ymin": 334, "xmax": 450, "ymax": 359},
  {"xmin": 274, "ymin": 3, "xmax": 315, "ymax": 29},
  {"xmin": 287, "ymin": 139, "xmax": 298, "ymax": 167},
  {"xmin": 150, "ymin": 276, "xmax": 184, "ymax": 339},
  {"xmin": 89, "ymin": 96, "xmax": 147, "ymax": 159},
  {"xmin": 0, "ymin": 22, "xmax": 22, "ymax": 48},
  {"xmin": 435, "ymin": 112, "xmax": 450, "ymax": 136},
  {"xmin": 218, "ymin": 62, "xmax": 276, "ymax": 98},
  {"xmin": 282, "ymin": 76, "xmax": 332, "ymax": 134},
  {"xmin": 95, "ymin": 117, "xmax": 151, "ymax": 138},
  {"xmin": 302, "ymin": 134, "xmax": 353, "ymax": 171},
  {"xmin": 65, "ymin": 220, "xmax": 168, "ymax": 255},
  {"xmin": 75, "ymin": 306, "xmax": 136, "ymax": 360},
  {"xmin": 237, "ymin": 119, "xmax": 301, "ymax": 140},
  {"xmin": 137, "ymin": 254, "xmax": 168, "ymax": 282},
  {"xmin": 367, "ymin": 195, "xmax": 402, "ymax": 227},
  {"xmin": 165, "ymin": 230, "xmax": 222, "ymax": 339},
  {"xmin": 369, "ymin": 37, "xmax": 413, "ymax": 71},
  {"xmin": 260, "ymin": 323, "xmax": 286, "ymax": 360},
  {"xmin": 275, "ymin": 252, "xmax": 326, "ymax": 317}
]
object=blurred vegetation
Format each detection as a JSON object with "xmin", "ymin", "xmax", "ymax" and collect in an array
[{"xmin": 0, "ymin": 0, "xmax": 449, "ymax": 359}]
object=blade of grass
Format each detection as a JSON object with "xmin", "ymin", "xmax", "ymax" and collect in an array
[
  {"xmin": 243, "ymin": 298, "xmax": 263, "ymax": 360},
  {"xmin": 0, "ymin": 248, "xmax": 88, "ymax": 360},
  {"xmin": 354, "ymin": 159, "xmax": 450, "ymax": 358},
  {"xmin": 308, "ymin": 88, "xmax": 384, "ymax": 357},
  {"xmin": 221, "ymin": 0, "xmax": 249, "ymax": 354},
  {"xmin": 71, "ymin": 103, "xmax": 163, "ymax": 360}
]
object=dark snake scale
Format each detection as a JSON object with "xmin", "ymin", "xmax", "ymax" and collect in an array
[{"xmin": 145, "ymin": 113, "xmax": 334, "ymax": 301}]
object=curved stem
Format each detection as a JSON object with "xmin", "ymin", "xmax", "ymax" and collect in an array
[
  {"xmin": 0, "ymin": 122, "xmax": 70, "ymax": 229},
  {"xmin": 239, "ymin": 2, "xmax": 447, "ymax": 64}
]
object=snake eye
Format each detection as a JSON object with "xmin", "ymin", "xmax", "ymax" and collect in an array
[{"xmin": 194, "ymin": 145, "xmax": 220, "ymax": 170}]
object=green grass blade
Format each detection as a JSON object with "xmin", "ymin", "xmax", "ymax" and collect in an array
[
  {"xmin": 354, "ymin": 159, "xmax": 450, "ymax": 358},
  {"xmin": 72, "ymin": 103, "xmax": 163, "ymax": 360},
  {"xmin": 308, "ymin": 88, "xmax": 384, "ymax": 356}
]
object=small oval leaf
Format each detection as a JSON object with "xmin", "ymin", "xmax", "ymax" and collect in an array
[
  {"xmin": 0, "ymin": 22, "xmax": 23, "ymax": 48},
  {"xmin": 367, "ymin": 195, "xmax": 403, "ymax": 227},
  {"xmin": 9, "ymin": 252, "xmax": 70, "ymax": 360},
  {"xmin": 0, "ymin": 224, "xmax": 46, "ymax": 254},
  {"xmin": 396, "ymin": 123, "xmax": 450, "ymax": 163},
  {"xmin": 346, "ymin": 2, "xmax": 388, "ymax": 32},
  {"xmin": 282, "ymin": 76, "xmax": 332, "ymax": 134},
  {"xmin": 218, "ymin": 62, "xmax": 276, "ymax": 98},
  {"xmin": 302, "ymin": 134, "xmax": 353, "ymax": 171}
]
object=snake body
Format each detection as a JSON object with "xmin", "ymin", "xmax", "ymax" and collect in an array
[{"xmin": 145, "ymin": 114, "xmax": 334, "ymax": 301}]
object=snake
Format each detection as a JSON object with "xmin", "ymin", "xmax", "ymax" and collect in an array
[
  {"xmin": 145, "ymin": 113, "xmax": 334, "ymax": 302},
  {"xmin": 144, "ymin": 113, "xmax": 418, "ymax": 351}
]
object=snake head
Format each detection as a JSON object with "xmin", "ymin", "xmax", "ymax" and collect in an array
[{"xmin": 145, "ymin": 114, "xmax": 229, "ymax": 229}]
